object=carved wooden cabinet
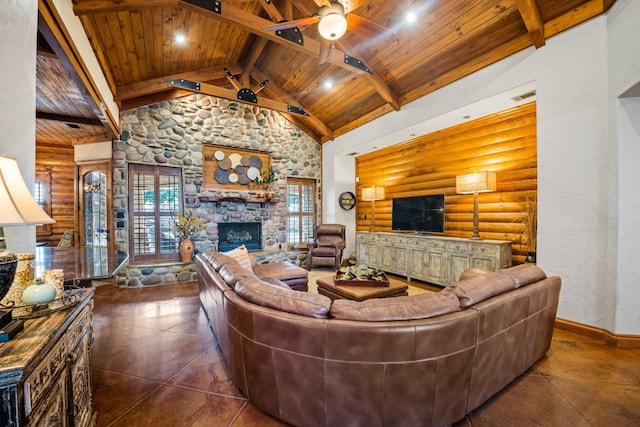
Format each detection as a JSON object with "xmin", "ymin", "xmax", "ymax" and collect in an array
[
  {"xmin": 356, "ymin": 232, "xmax": 512, "ymax": 285},
  {"xmin": 0, "ymin": 289, "xmax": 95, "ymax": 427}
]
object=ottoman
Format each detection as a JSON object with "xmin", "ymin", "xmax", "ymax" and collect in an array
[
  {"xmin": 252, "ymin": 261, "xmax": 309, "ymax": 291},
  {"xmin": 316, "ymin": 276, "xmax": 408, "ymax": 301}
]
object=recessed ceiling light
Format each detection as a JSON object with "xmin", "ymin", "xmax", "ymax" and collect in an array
[
  {"xmin": 323, "ymin": 79, "xmax": 334, "ymax": 89},
  {"xmin": 406, "ymin": 12, "xmax": 417, "ymax": 24},
  {"xmin": 173, "ymin": 33, "xmax": 186, "ymax": 44}
]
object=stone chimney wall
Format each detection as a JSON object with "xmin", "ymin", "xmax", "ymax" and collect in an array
[{"xmin": 112, "ymin": 95, "xmax": 320, "ymax": 287}]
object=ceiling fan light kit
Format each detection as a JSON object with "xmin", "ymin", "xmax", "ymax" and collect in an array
[{"xmin": 318, "ymin": 2, "xmax": 348, "ymax": 40}]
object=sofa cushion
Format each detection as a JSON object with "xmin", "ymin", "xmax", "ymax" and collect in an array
[
  {"xmin": 201, "ymin": 249, "xmax": 236, "ymax": 272},
  {"xmin": 261, "ymin": 276, "xmax": 292, "ymax": 290},
  {"xmin": 235, "ymin": 276, "xmax": 331, "ymax": 318},
  {"xmin": 219, "ymin": 261, "xmax": 256, "ymax": 287},
  {"xmin": 499, "ymin": 264, "xmax": 547, "ymax": 288},
  {"xmin": 329, "ymin": 291, "xmax": 461, "ymax": 321},
  {"xmin": 446, "ymin": 272, "xmax": 515, "ymax": 309},
  {"xmin": 222, "ymin": 244, "xmax": 253, "ymax": 271},
  {"xmin": 459, "ymin": 268, "xmax": 497, "ymax": 281},
  {"xmin": 316, "ymin": 235, "xmax": 344, "ymax": 247}
]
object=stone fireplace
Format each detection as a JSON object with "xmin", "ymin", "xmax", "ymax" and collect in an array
[{"xmin": 218, "ymin": 222, "xmax": 262, "ymax": 251}]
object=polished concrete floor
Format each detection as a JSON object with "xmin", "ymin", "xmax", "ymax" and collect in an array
[{"xmin": 91, "ymin": 280, "xmax": 640, "ymax": 427}]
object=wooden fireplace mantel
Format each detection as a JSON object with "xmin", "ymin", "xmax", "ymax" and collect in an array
[{"xmin": 198, "ymin": 195, "xmax": 280, "ymax": 206}]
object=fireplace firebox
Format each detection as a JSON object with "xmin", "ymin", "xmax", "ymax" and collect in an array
[{"xmin": 218, "ymin": 222, "xmax": 262, "ymax": 251}]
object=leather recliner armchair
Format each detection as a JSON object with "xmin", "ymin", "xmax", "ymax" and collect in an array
[{"xmin": 306, "ymin": 224, "xmax": 346, "ymax": 269}]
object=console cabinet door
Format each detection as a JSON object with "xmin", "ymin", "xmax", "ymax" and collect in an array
[
  {"xmin": 379, "ymin": 236, "xmax": 395, "ymax": 272},
  {"xmin": 27, "ymin": 369, "xmax": 69, "ymax": 427},
  {"xmin": 68, "ymin": 333, "xmax": 92, "ymax": 427},
  {"xmin": 407, "ymin": 244, "xmax": 426, "ymax": 281},
  {"xmin": 425, "ymin": 240, "xmax": 448, "ymax": 285}
]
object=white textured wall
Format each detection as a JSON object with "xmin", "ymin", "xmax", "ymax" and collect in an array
[
  {"xmin": 0, "ymin": 0, "xmax": 38, "ymax": 253},
  {"xmin": 608, "ymin": 0, "xmax": 640, "ymax": 334},
  {"xmin": 323, "ymin": 0, "xmax": 640, "ymax": 334}
]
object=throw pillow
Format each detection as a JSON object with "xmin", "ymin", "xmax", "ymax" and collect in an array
[{"xmin": 223, "ymin": 244, "xmax": 253, "ymax": 271}]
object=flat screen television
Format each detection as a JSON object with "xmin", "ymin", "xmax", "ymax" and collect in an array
[{"xmin": 392, "ymin": 194, "xmax": 445, "ymax": 233}]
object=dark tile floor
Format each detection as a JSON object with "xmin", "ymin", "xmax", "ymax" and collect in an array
[{"xmin": 91, "ymin": 281, "xmax": 640, "ymax": 427}]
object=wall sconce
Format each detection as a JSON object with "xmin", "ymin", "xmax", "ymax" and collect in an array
[
  {"xmin": 84, "ymin": 182, "xmax": 101, "ymax": 193},
  {"xmin": 0, "ymin": 155, "xmax": 56, "ymax": 339},
  {"xmin": 456, "ymin": 172, "xmax": 496, "ymax": 239},
  {"xmin": 361, "ymin": 186, "xmax": 385, "ymax": 232}
]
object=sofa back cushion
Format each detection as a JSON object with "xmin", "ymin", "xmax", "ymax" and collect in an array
[
  {"xmin": 235, "ymin": 276, "xmax": 332, "ymax": 318},
  {"xmin": 201, "ymin": 249, "xmax": 235, "ymax": 272},
  {"xmin": 219, "ymin": 261, "xmax": 256, "ymax": 287},
  {"xmin": 329, "ymin": 290, "xmax": 461, "ymax": 321},
  {"xmin": 446, "ymin": 272, "xmax": 514, "ymax": 309},
  {"xmin": 499, "ymin": 264, "xmax": 547, "ymax": 288}
]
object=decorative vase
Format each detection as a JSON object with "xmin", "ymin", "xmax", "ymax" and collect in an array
[
  {"xmin": 180, "ymin": 238, "xmax": 195, "ymax": 262},
  {"xmin": 525, "ymin": 252, "xmax": 537, "ymax": 263},
  {"xmin": 22, "ymin": 279, "xmax": 57, "ymax": 305},
  {"xmin": 0, "ymin": 253, "xmax": 34, "ymax": 306},
  {"xmin": 0, "ymin": 251, "xmax": 18, "ymax": 303}
]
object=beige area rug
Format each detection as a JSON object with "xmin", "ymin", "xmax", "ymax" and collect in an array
[{"xmin": 306, "ymin": 268, "xmax": 429, "ymax": 296}]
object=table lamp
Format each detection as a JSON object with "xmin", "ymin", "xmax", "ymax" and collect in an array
[
  {"xmin": 456, "ymin": 172, "xmax": 496, "ymax": 239},
  {"xmin": 0, "ymin": 155, "xmax": 55, "ymax": 340},
  {"xmin": 361, "ymin": 186, "xmax": 385, "ymax": 231}
]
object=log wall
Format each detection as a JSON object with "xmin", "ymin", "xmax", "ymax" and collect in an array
[
  {"xmin": 355, "ymin": 102, "xmax": 537, "ymax": 264},
  {"xmin": 36, "ymin": 145, "xmax": 77, "ymax": 246}
]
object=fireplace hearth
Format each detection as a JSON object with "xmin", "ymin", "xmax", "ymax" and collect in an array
[{"xmin": 218, "ymin": 222, "xmax": 262, "ymax": 251}]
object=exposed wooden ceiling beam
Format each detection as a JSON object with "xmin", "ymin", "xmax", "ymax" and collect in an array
[
  {"xmin": 251, "ymin": 68, "xmax": 334, "ymax": 140},
  {"xmin": 72, "ymin": 0, "xmax": 400, "ymax": 117},
  {"xmin": 167, "ymin": 79, "xmax": 312, "ymax": 122},
  {"xmin": 515, "ymin": 0, "xmax": 545, "ymax": 48},
  {"xmin": 178, "ymin": 0, "xmax": 400, "ymax": 111},
  {"xmin": 72, "ymin": 134, "xmax": 114, "ymax": 145},
  {"xmin": 119, "ymin": 88, "xmax": 195, "ymax": 111},
  {"xmin": 115, "ymin": 65, "xmax": 243, "ymax": 101},
  {"xmin": 36, "ymin": 111, "xmax": 105, "ymax": 127}
]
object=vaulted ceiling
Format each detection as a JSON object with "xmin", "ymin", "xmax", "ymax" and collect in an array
[{"xmin": 36, "ymin": 0, "xmax": 616, "ymax": 146}]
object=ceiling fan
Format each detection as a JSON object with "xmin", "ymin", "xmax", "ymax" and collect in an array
[{"xmin": 261, "ymin": 0, "xmax": 386, "ymax": 41}]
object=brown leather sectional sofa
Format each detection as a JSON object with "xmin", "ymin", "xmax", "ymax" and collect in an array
[{"xmin": 196, "ymin": 249, "xmax": 561, "ymax": 427}]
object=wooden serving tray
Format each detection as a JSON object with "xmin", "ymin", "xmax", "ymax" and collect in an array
[{"xmin": 334, "ymin": 270, "xmax": 390, "ymax": 287}]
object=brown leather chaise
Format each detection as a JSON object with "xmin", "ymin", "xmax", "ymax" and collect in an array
[{"xmin": 196, "ymin": 250, "xmax": 561, "ymax": 427}]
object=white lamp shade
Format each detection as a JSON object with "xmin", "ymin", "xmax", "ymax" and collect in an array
[
  {"xmin": 0, "ymin": 155, "xmax": 56, "ymax": 226},
  {"xmin": 456, "ymin": 172, "xmax": 496, "ymax": 194},
  {"xmin": 361, "ymin": 186, "xmax": 385, "ymax": 201},
  {"xmin": 318, "ymin": 13, "xmax": 348, "ymax": 40}
]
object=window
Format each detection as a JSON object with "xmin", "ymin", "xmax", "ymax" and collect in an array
[
  {"xmin": 128, "ymin": 164, "xmax": 182, "ymax": 262},
  {"xmin": 34, "ymin": 170, "xmax": 52, "ymax": 236},
  {"xmin": 287, "ymin": 178, "xmax": 316, "ymax": 245}
]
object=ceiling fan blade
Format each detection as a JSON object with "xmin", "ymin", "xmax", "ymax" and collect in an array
[
  {"xmin": 261, "ymin": 16, "xmax": 321, "ymax": 32},
  {"xmin": 340, "ymin": 0, "xmax": 366, "ymax": 14},
  {"xmin": 347, "ymin": 14, "xmax": 391, "ymax": 39}
]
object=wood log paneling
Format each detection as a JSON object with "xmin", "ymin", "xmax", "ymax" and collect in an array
[
  {"xmin": 356, "ymin": 102, "xmax": 537, "ymax": 264},
  {"xmin": 36, "ymin": 146, "xmax": 77, "ymax": 246}
]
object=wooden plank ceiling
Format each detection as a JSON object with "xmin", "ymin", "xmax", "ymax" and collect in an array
[{"xmin": 36, "ymin": 0, "xmax": 616, "ymax": 145}]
